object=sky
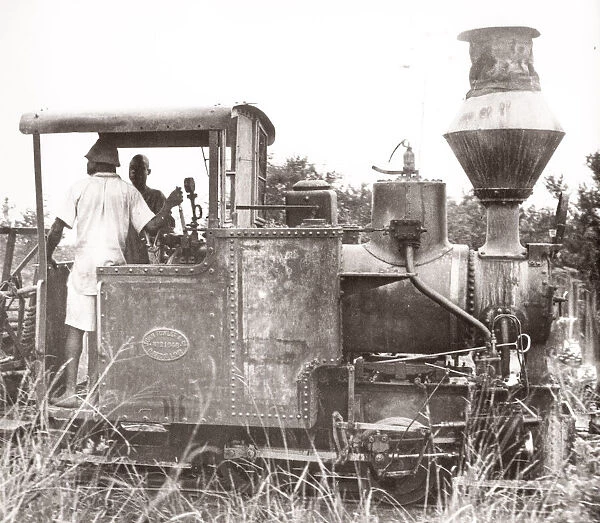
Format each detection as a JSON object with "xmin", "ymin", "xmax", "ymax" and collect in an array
[{"xmin": 1, "ymin": 0, "xmax": 599, "ymax": 221}]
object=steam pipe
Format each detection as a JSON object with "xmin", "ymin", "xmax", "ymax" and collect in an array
[{"xmin": 404, "ymin": 244, "xmax": 493, "ymax": 345}]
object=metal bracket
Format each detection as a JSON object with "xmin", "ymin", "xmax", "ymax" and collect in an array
[
  {"xmin": 224, "ymin": 442, "xmax": 258, "ymax": 460},
  {"xmin": 388, "ymin": 219, "xmax": 427, "ymax": 247}
]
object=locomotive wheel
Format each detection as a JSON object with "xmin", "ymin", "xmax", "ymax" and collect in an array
[
  {"xmin": 185, "ymin": 446, "xmax": 254, "ymax": 494},
  {"xmin": 216, "ymin": 459, "xmax": 256, "ymax": 494},
  {"xmin": 363, "ymin": 417, "xmax": 430, "ymax": 505}
]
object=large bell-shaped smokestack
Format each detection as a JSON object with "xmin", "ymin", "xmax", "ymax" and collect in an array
[{"xmin": 444, "ymin": 27, "xmax": 564, "ymax": 256}]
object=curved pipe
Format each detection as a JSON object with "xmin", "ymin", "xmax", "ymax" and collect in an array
[{"xmin": 404, "ymin": 244, "xmax": 493, "ymax": 344}]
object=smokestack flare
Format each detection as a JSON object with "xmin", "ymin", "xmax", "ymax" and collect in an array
[{"xmin": 444, "ymin": 26, "xmax": 564, "ymax": 256}]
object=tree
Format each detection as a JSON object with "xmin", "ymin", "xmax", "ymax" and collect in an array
[
  {"xmin": 447, "ymin": 192, "xmax": 487, "ymax": 247},
  {"xmin": 537, "ymin": 156, "xmax": 600, "ymax": 289},
  {"xmin": 265, "ymin": 156, "xmax": 321, "ymax": 202},
  {"xmin": 447, "ymin": 187, "xmax": 560, "ymax": 249},
  {"xmin": 545, "ymin": 174, "xmax": 568, "ymax": 199},
  {"xmin": 568, "ymin": 152, "xmax": 600, "ymax": 286},
  {"xmin": 520, "ymin": 204, "xmax": 555, "ymax": 245},
  {"xmin": 336, "ymin": 182, "xmax": 372, "ymax": 226}
]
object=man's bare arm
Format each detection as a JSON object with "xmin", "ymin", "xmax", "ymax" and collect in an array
[
  {"xmin": 46, "ymin": 218, "xmax": 67, "ymax": 268},
  {"xmin": 144, "ymin": 187, "xmax": 183, "ymax": 235}
]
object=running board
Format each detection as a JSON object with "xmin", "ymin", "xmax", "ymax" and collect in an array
[{"xmin": 57, "ymin": 450, "xmax": 192, "ymax": 470}]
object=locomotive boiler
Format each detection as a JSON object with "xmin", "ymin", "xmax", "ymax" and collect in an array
[{"xmin": 3, "ymin": 25, "xmax": 572, "ymax": 505}]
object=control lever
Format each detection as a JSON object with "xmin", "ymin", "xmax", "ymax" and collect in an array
[
  {"xmin": 184, "ymin": 177, "xmax": 203, "ymax": 231},
  {"xmin": 175, "ymin": 185, "xmax": 191, "ymax": 259},
  {"xmin": 178, "ymin": 204, "xmax": 188, "ymax": 237}
]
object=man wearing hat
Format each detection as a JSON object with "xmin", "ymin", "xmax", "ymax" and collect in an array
[{"xmin": 46, "ymin": 138, "xmax": 183, "ymax": 407}]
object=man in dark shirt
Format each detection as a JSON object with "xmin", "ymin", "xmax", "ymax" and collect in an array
[{"xmin": 125, "ymin": 154, "xmax": 175, "ymax": 263}]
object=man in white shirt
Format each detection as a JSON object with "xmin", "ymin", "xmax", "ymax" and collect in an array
[{"xmin": 46, "ymin": 138, "xmax": 183, "ymax": 407}]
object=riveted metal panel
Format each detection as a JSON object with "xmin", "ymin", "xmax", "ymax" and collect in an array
[
  {"xmin": 97, "ymin": 262, "xmax": 232, "ymax": 425},
  {"xmin": 97, "ymin": 229, "xmax": 341, "ymax": 428},
  {"xmin": 221, "ymin": 231, "xmax": 342, "ymax": 428}
]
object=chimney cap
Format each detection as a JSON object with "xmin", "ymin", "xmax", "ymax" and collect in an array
[{"xmin": 458, "ymin": 26, "xmax": 540, "ymax": 42}]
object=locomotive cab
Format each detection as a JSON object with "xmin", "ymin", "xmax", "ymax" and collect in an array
[
  {"xmin": 18, "ymin": 104, "xmax": 343, "ymax": 461},
  {"xmin": 19, "ymin": 104, "xmax": 277, "ymax": 394}
]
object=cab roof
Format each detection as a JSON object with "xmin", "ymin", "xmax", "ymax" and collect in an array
[{"xmin": 19, "ymin": 104, "xmax": 275, "ymax": 146}]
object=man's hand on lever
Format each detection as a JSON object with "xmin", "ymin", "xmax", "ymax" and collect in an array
[
  {"xmin": 145, "ymin": 187, "xmax": 184, "ymax": 235},
  {"xmin": 165, "ymin": 187, "xmax": 184, "ymax": 209}
]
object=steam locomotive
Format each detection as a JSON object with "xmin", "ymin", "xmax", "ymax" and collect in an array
[{"xmin": 2, "ymin": 26, "xmax": 575, "ymax": 503}]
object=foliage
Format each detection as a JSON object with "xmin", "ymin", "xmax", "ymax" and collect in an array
[
  {"xmin": 566, "ymin": 153, "xmax": 600, "ymax": 286},
  {"xmin": 532, "ymin": 155, "xmax": 600, "ymax": 293},
  {"xmin": 446, "ymin": 191, "xmax": 556, "ymax": 249},
  {"xmin": 336, "ymin": 182, "xmax": 371, "ymax": 226},
  {"xmin": 545, "ymin": 174, "xmax": 568, "ymax": 199},
  {"xmin": 266, "ymin": 156, "xmax": 322, "ymax": 198},
  {"xmin": 446, "ymin": 193, "xmax": 487, "ymax": 248},
  {"xmin": 520, "ymin": 204, "xmax": 555, "ymax": 245}
]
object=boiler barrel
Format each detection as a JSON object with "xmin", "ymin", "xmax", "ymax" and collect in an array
[
  {"xmin": 342, "ymin": 178, "xmax": 470, "ymax": 355},
  {"xmin": 341, "ymin": 243, "xmax": 471, "ymax": 354}
]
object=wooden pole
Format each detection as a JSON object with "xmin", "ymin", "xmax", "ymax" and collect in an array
[{"xmin": 32, "ymin": 133, "xmax": 47, "ymax": 392}]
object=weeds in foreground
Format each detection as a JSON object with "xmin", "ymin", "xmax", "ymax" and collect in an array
[
  {"xmin": 0, "ymin": 371, "xmax": 414, "ymax": 522},
  {"xmin": 1, "ymin": 394, "xmax": 599, "ymax": 523},
  {"xmin": 0, "ymin": 348, "xmax": 598, "ymax": 521}
]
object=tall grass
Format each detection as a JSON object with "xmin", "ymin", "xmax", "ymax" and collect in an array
[
  {"xmin": 0, "ymin": 366, "xmax": 421, "ymax": 522},
  {"xmin": 0, "ymin": 341, "xmax": 597, "ymax": 521},
  {"xmin": 0, "ymin": 384, "xmax": 596, "ymax": 523},
  {"xmin": 1, "ymin": 421, "xmax": 596, "ymax": 523},
  {"xmin": 0, "ymin": 416, "xmax": 418, "ymax": 521}
]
